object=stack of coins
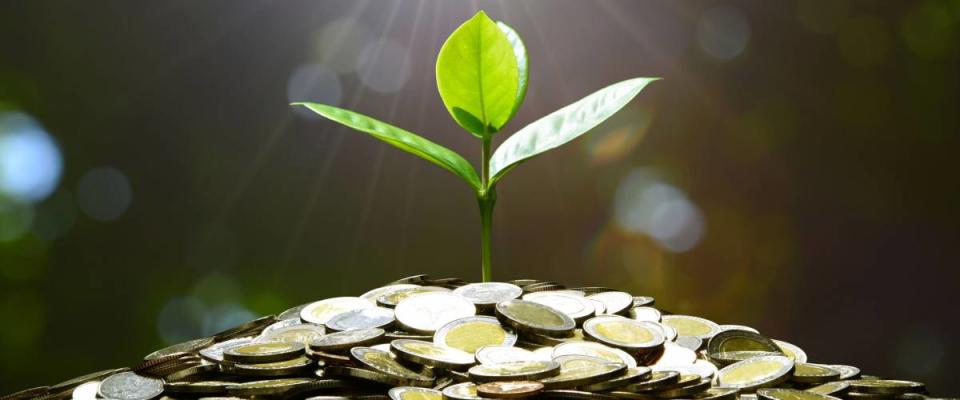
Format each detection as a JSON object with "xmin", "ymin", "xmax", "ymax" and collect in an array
[{"xmin": 4, "ymin": 275, "xmax": 952, "ymax": 400}]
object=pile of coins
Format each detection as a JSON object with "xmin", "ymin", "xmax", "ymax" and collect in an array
[{"xmin": 5, "ymin": 275, "xmax": 950, "ymax": 400}]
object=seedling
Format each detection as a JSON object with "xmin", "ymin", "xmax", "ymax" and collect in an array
[{"xmin": 294, "ymin": 11, "xmax": 658, "ymax": 281}]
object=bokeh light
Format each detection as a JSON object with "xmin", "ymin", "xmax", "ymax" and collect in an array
[
  {"xmin": 0, "ymin": 111, "xmax": 62, "ymax": 204},
  {"xmin": 900, "ymin": 1, "xmax": 955, "ymax": 60},
  {"xmin": 357, "ymin": 39, "xmax": 412, "ymax": 93},
  {"xmin": 836, "ymin": 15, "xmax": 890, "ymax": 67},
  {"xmin": 697, "ymin": 5, "xmax": 751, "ymax": 61},
  {"xmin": 0, "ymin": 200, "xmax": 33, "ymax": 243},
  {"xmin": 76, "ymin": 167, "xmax": 132, "ymax": 222},
  {"xmin": 613, "ymin": 169, "xmax": 705, "ymax": 253},
  {"xmin": 287, "ymin": 63, "xmax": 342, "ymax": 119},
  {"xmin": 583, "ymin": 106, "xmax": 654, "ymax": 165},
  {"xmin": 310, "ymin": 17, "xmax": 371, "ymax": 74},
  {"xmin": 156, "ymin": 296, "xmax": 206, "ymax": 345}
]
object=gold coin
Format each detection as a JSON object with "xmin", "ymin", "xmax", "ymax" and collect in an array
[
  {"xmin": 715, "ymin": 355, "xmax": 794, "ymax": 391},
  {"xmin": 495, "ymin": 299, "xmax": 576, "ymax": 336},
  {"xmin": 583, "ymin": 315, "xmax": 665, "ymax": 353},
  {"xmin": 300, "ymin": 297, "xmax": 374, "ymax": 325},
  {"xmin": 791, "ymin": 363, "xmax": 840, "ymax": 384},
  {"xmin": 847, "ymin": 380, "xmax": 925, "ymax": 396},
  {"xmin": 433, "ymin": 316, "xmax": 516, "ymax": 353},
  {"xmin": 757, "ymin": 388, "xmax": 842, "ymax": 400},
  {"xmin": 540, "ymin": 355, "xmax": 626, "ymax": 390},
  {"xmin": 661, "ymin": 315, "xmax": 721, "ymax": 340},
  {"xmin": 476, "ymin": 381, "xmax": 544, "ymax": 399},
  {"xmin": 390, "ymin": 339, "xmax": 475, "ymax": 370},
  {"xmin": 467, "ymin": 361, "xmax": 561, "ymax": 383},
  {"xmin": 387, "ymin": 386, "xmax": 444, "ymax": 400}
]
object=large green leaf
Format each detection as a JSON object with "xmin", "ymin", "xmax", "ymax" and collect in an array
[
  {"xmin": 294, "ymin": 102, "xmax": 481, "ymax": 191},
  {"xmin": 488, "ymin": 77, "xmax": 660, "ymax": 186},
  {"xmin": 436, "ymin": 11, "xmax": 519, "ymax": 137},
  {"xmin": 496, "ymin": 21, "xmax": 528, "ymax": 127}
]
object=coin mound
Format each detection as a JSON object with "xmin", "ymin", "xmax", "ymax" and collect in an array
[{"xmin": 8, "ymin": 275, "xmax": 950, "ymax": 400}]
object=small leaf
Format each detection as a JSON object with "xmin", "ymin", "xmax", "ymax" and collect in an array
[
  {"xmin": 436, "ymin": 10, "xmax": 519, "ymax": 137},
  {"xmin": 294, "ymin": 102, "xmax": 481, "ymax": 191},
  {"xmin": 497, "ymin": 21, "xmax": 528, "ymax": 127},
  {"xmin": 489, "ymin": 77, "xmax": 660, "ymax": 186}
]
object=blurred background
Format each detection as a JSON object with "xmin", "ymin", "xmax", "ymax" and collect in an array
[{"xmin": 1, "ymin": 0, "xmax": 959, "ymax": 394}]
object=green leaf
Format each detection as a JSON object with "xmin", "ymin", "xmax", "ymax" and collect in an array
[
  {"xmin": 294, "ymin": 102, "xmax": 481, "ymax": 191},
  {"xmin": 436, "ymin": 10, "xmax": 520, "ymax": 137},
  {"xmin": 496, "ymin": 21, "xmax": 528, "ymax": 126},
  {"xmin": 489, "ymin": 77, "xmax": 660, "ymax": 186}
]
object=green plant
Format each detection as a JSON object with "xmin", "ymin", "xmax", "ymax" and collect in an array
[{"xmin": 294, "ymin": 11, "xmax": 658, "ymax": 282}]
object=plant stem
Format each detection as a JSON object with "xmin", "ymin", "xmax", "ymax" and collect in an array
[{"xmin": 479, "ymin": 135, "xmax": 495, "ymax": 282}]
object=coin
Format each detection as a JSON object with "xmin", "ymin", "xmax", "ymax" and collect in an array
[
  {"xmin": 791, "ymin": 363, "xmax": 840, "ymax": 385},
  {"xmin": 257, "ymin": 323, "xmax": 326, "ymax": 345},
  {"xmin": 495, "ymin": 299, "xmax": 576, "ymax": 337},
  {"xmin": 540, "ymin": 355, "xmax": 626, "ymax": 390},
  {"xmin": 708, "ymin": 329, "xmax": 783, "ymax": 365},
  {"xmin": 361, "ymin": 284, "xmax": 421, "ymax": 304},
  {"xmin": 715, "ymin": 355, "xmax": 794, "ymax": 391},
  {"xmin": 392, "ymin": 274, "xmax": 431, "ymax": 284},
  {"xmin": 552, "ymin": 341, "xmax": 638, "ymax": 368},
  {"xmin": 390, "ymin": 339, "xmax": 476, "ymax": 370},
  {"xmin": 586, "ymin": 291, "xmax": 635, "ymax": 315},
  {"xmin": 583, "ymin": 315, "xmax": 666, "ymax": 353},
  {"xmin": 687, "ymin": 387, "xmax": 740, "ymax": 400},
  {"xmin": 655, "ymin": 374, "xmax": 711, "ymax": 398},
  {"xmin": 630, "ymin": 307, "xmax": 662, "ymax": 322},
  {"xmin": 633, "ymin": 296, "xmax": 656, "ymax": 307},
  {"xmin": 806, "ymin": 381, "xmax": 851, "ymax": 396},
  {"xmin": 476, "ymin": 345, "xmax": 540, "ymax": 365},
  {"xmin": 301, "ymin": 297, "xmax": 374, "ymax": 325},
  {"xmin": 395, "ymin": 292, "xmax": 476, "ymax": 334},
  {"xmin": 467, "ymin": 361, "xmax": 561, "ymax": 383},
  {"xmin": 379, "ymin": 286, "xmax": 451, "ymax": 308},
  {"xmin": 233, "ymin": 356, "xmax": 315, "ymax": 377},
  {"xmin": 442, "ymin": 382, "xmax": 483, "ymax": 400},
  {"xmin": 653, "ymin": 359, "xmax": 718, "ymax": 380},
  {"xmin": 476, "ymin": 381, "xmax": 544, "ymax": 399},
  {"xmin": 580, "ymin": 366, "xmax": 652, "ymax": 391},
  {"xmin": 98, "ymin": 372, "xmax": 164, "ymax": 400},
  {"xmin": 434, "ymin": 316, "xmax": 517, "ymax": 353},
  {"xmin": 718, "ymin": 324, "xmax": 760, "ymax": 334},
  {"xmin": 773, "ymin": 340, "xmax": 808, "ymax": 363},
  {"xmin": 325, "ymin": 307, "xmax": 395, "ymax": 331},
  {"xmin": 309, "ymin": 328, "xmax": 385, "ymax": 352},
  {"xmin": 544, "ymin": 389, "xmax": 618, "ymax": 399},
  {"xmin": 847, "ymin": 380, "xmax": 926, "ymax": 395},
  {"xmin": 525, "ymin": 329, "xmax": 587, "ymax": 346},
  {"xmin": 278, "ymin": 303, "xmax": 311, "ymax": 321},
  {"xmin": 163, "ymin": 381, "xmax": 234, "ymax": 395},
  {"xmin": 661, "ymin": 315, "xmax": 721, "ymax": 340},
  {"xmin": 387, "ymin": 386, "xmax": 443, "ymax": 400},
  {"xmin": 222, "ymin": 342, "xmax": 304, "ymax": 363},
  {"xmin": 522, "ymin": 292, "xmax": 597, "ymax": 322},
  {"xmin": 454, "ymin": 282, "xmax": 523, "ymax": 307},
  {"xmin": 676, "ymin": 336, "xmax": 703, "ymax": 352},
  {"xmin": 224, "ymin": 378, "xmax": 316, "ymax": 396},
  {"xmin": 143, "ymin": 337, "xmax": 214, "ymax": 360},
  {"xmin": 827, "ymin": 364, "xmax": 860, "ymax": 380},
  {"xmin": 757, "ymin": 388, "xmax": 842, "ymax": 400},
  {"xmin": 199, "ymin": 337, "xmax": 255, "ymax": 363},
  {"xmin": 213, "ymin": 315, "xmax": 277, "ymax": 342},
  {"xmin": 350, "ymin": 347, "xmax": 435, "ymax": 387},
  {"xmin": 48, "ymin": 368, "xmax": 127, "ymax": 394},
  {"xmin": 621, "ymin": 370, "xmax": 682, "ymax": 392}
]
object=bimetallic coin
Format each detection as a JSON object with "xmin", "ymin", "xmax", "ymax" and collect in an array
[
  {"xmin": 454, "ymin": 282, "xmax": 523, "ymax": 307},
  {"xmin": 675, "ymin": 336, "xmax": 703, "ymax": 352},
  {"xmin": 586, "ymin": 291, "xmax": 635, "ymax": 315},
  {"xmin": 199, "ymin": 337, "xmax": 255, "ymax": 363},
  {"xmin": 379, "ymin": 286, "xmax": 451, "ymax": 308},
  {"xmin": 391, "ymin": 274, "xmax": 431, "ymax": 284},
  {"xmin": 309, "ymin": 328, "xmax": 385, "ymax": 352},
  {"xmin": 395, "ymin": 292, "xmax": 476, "ymax": 334},
  {"xmin": 350, "ymin": 347, "xmax": 435, "ymax": 387},
  {"xmin": 476, "ymin": 381, "xmax": 544, "ymax": 399},
  {"xmin": 540, "ymin": 355, "xmax": 626, "ymax": 390},
  {"xmin": 443, "ymin": 382, "xmax": 483, "ymax": 400},
  {"xmin": 828, "ymin": 364, "xmax": 860, "ymax": 380},
  {"xmin": 718, "ymin": 325, "xmax": 760, "ymax": 334},
  {"xmin": 580, "ymin": 366, "xmax": 652, "ymax": 391},
  {"xmin": 388, "ymin": 386, "xmax": 443, "ymax": 400},
  {"xmin": 649, "ymin": 342, "xmax": 698, "ymax": 370},
  {"xmin": 233, "ymin": 356, "xmax": 315, "ymax": 377},
  {"xmin": 163, "ymin": 381, "xmax": 234, "ymax": 395},
  {"xmin": 144, "ymin": 337, "xmax": 214, "ymax": 360},
  {"xmin": 212, "ymin": 315, "xmax": 277, "ymax": 342},
  {"xmin": 278, "ymin": 303, "xmax": 311, "ymax": 321},
  {"xmin": 476, "ymin": 345, "xmax": 540, "ymax": 365},
  {"xmin": 544, "ymin": 389, "xmax": 618, "ymax": 399},
  {"xmin": 661, "ymin": 315, "xmax": 721, "ymax": 341},
  {"xmin": 552, "ymin": 341, "xmax": 638, "ymax": 368},
  {"xmin": 654, "ymin": 374, "xmax": 711, "ymax": 398},
  {"xmin": 847, "ymin": 380, "xmax": 926, "ymax": 395},
  {"xmin": 715, "ymin": 355, "xmax": 795, "ymax": 391},
  {"xmin": 522, "ymin": 292, "xmax": 596, "ymax": 322},
  {"xmin": 688, "ymin": 387, "xmax": 739, "ymax": 400},
  {"xmin": 633, "ymin": 296, "xmax": 656, "ymax": 307},
  {"xmin": 300, "ymin": 297, "xmax": 374, "ymax": 325},
  {"xmin": 757, "ymin": 388, "xmax": 842, "ymax": 400},
  {"xmin": 390, "ymin": 339, "xmax": 476, "ymax": 370},
  {"xmin": 467, "ymin": 361, "xmax": 561, "ymax": 383},
  {"xmin": 325, "ymin": 307, "xmax": 395, "ymax": 331},
  {"xmin": 224, "ymin": 378, "xmax": 316, "ymax": 396},
  {"xmin": 434, "ymin": 316, "xmax": 517, "ymax": 354},
  {"xmin": 525, "ymin": 329, "xmax": 587, "ymax": 346},
  {"xmin": 630, "ymin": 307, "xmax": 662, "ymax": 322},
  {"xmin": 257, "ymin": 323, "xmax": 326, "ymax": 345},
  {"xmin": 773, "ymin": 340, "xmax": 808, "ymax": 363},
  {"xmin": 222, "ymin": 342, "xmax": 304, "ymax": 363},
  {"xmin": 647, "ymin": 321, "xmax": 679, "ymax": 342},
  {"xmin": 621, "ymin": 370, "xmax": 681, "ymax": 392},
  {"xmin": 806, "ymin": 381, "xmax": 851, "ymax": 396},
  {"xmin": 97, "ymin": 372, "xmax": 164, "ymax": 400},
  {"xmin": 791, "ymin": 363, "xmax": 840, "ymax": 384},
  {"xmin": 495, "ymin": 300, "xmax": 576, "ymax": 337},
  {"xmin": 708, "ymin": 330, "xmax": 784, "ymax": 366},
  {"xmin": 653, "ymin": 359, "xmax": 718, "ymax": 380},
  {"xmin": 361, "ymin": 284, "xmax": 421, "ymax": 304},
  {"xmin": 583, "ymin": 315, "xmax": 666, "ymax": 353},
  {"xmin": 71, "ymin": 381, "xmax": 101, "ymax": 400}
]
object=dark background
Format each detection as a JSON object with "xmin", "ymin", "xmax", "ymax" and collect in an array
[{"xmin": 1, "ymin": 0, "xmax": 958, "ymax": 394}]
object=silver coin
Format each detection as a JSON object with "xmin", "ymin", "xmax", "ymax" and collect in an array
[
  {"xmin": 630, "ymin": 306, "xmax": 662, "ymax": 322},
  {"xmin": 257, "ymin": 323, "xmax": 326, "ymax": 345},
  {"xmin": 199, "ymin": 337, "xmax": 255, "ymax": 363},
  {"xmin": 453, "ymin": 282, "xmax": 523, "ymax": 307},
  {"xmin": 661, "ymin": 315, "xmax": 721, "ymax": 340},
  {"xmin": 586, "ymin": 291, "xmax": 634, "ymax": 315},
  {"xmin": 718, "ymin": 324, "xmax": 760, "ymax": 334},
  {"xmin": 552, "ymin": 341, "xmax": 638, "ymax": 368},
  {"xmin": 476, "ymin": 345, "xmax": 540, "ymax": 365},
  {"xmin": 98, "ymin": 372, "xmax": 164, "ymax": 400},
  {"xmin": 523, "ymin": 292, "xmax": 597, "ymax": 322},
  {"xmin": 325, "ymin": 307, "xmax": 395, "ymax": 331},
  {"xmin": 71, "ymin": 381, "xmax": 100, "ymax": 400},
  {"xmin": 388, "ymin": 387, "xmax": 443, "ymax": 400},
  {"xmin": 360, "ymin": 284, "xmax": 421, "ymax": 304},
  {"xmin": 394, "ymin": 292, "xmax": 476, "ymax": 334},
  {"xmin": 300, "ymin": 297, "xmax": 374, "ymax": 325},
  {"xmin": 309, "ymin": 328, "xmax": 386, "ymax": 352},
  {"xmin": 443, "ymin": 382, "xmax": 482, "ymax": 400}
]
